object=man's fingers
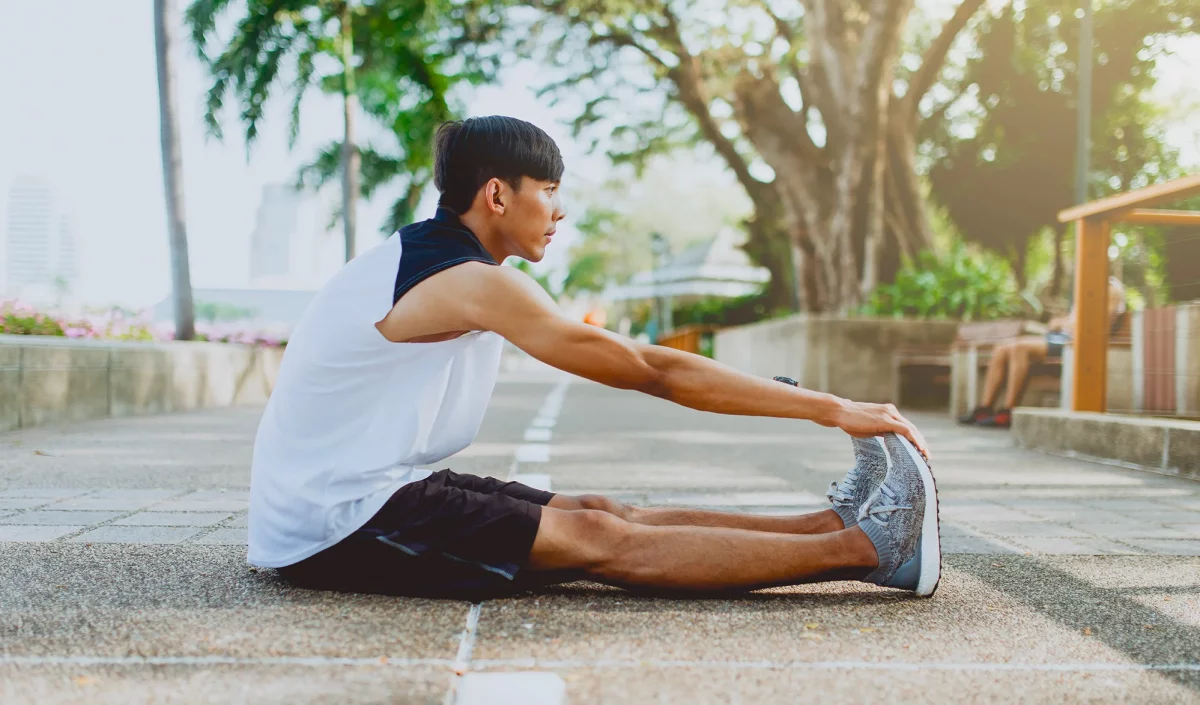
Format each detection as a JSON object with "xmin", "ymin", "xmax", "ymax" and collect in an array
[
  {"xmin": 886, "ymin": 409, "xmax": 931, "ymax": 461},
  {"xmin": 890, "ymin": 418, "xmax": 931, "ymax": 462}
]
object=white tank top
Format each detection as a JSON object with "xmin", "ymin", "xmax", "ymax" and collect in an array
[{"xmin": 247, "ymin": 232, "xmax": 504, "ymax": 568}]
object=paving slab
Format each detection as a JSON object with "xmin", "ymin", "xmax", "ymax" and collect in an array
[
  {"xmin": 69, "ymin": 526, "xmax": 203, "ymax": 544},
  {"xmin": 0, "ymin": 664, "xmax": 449, "ymax": 705},
  {"xmin": 0, "ymin": 510, "xmax": 122, "ymax": 526},
  {"xmin": 0, "ymin": 525, "xmax": 87, "ymax": 542},
  {"xmin": 110, "ymin": 511, "xmax": 232, "ymax": 527}
]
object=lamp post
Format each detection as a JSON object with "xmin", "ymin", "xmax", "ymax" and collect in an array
[
  {"xmin": 1075, "ymin": 0, "xmax": 1093, "ymax": 205},
  {"xmin": 650, "ymin": 232, "xmax": 672, "ymax": 340}
]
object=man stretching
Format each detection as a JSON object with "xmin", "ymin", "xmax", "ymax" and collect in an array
[{"xmin": 248, "ymin": 116, "xmax": 942, "ymax": 600}]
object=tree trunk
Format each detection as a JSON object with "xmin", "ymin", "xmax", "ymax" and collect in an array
[
  {"xmin": 153, "ymin": 0, "xmax": 194, "ymax": 340},
  {"xmin": 340, "ymin": 2, "xmax": 360, "ymax": 262},
  {"xmin": 1050, "ymin": 222, "xmax": 1066, "ymax": 297}
]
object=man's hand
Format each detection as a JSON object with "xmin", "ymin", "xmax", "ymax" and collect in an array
[
  {"xmin": 1047, "ymin": 315, "xmax": 1073, "ymax": 334},
  {"xmin": 824, "ymin": 400, "xmax": 931, "ymax": 462}
]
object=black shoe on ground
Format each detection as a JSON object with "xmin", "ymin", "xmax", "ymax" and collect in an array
[
  {"xmin": 957, "ymin": 406, "xmax": 992, "ymax": 425},
  {"xmin": 976, "ymin": 408, "xmax": 1012, "ymax": 428}
]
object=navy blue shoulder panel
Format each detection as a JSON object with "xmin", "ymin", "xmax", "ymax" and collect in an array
[{"xmin": 392, "ymin": 207, "xmax": 498, "ymax": 305}]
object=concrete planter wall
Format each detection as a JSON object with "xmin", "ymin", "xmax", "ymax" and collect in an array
[
  {"xmin": 0, "ymin": 335, "xmax": 285, "ymax": 432},
  {"xmin": 713, "ymin": 316, "xmax": 961, "ymax": 403}
]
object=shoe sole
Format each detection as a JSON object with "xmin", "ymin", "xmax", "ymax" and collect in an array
[{"xmin": 893, "ymin": 434, "xmax": 941, "ymax": 597}]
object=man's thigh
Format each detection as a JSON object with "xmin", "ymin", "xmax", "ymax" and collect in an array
[
  {"xmin": 1014, "ymin": 335, "xmax": 1051, "ymax": 360},
  {"xmin": 435, "ymin": 468, "xmax": 555, "ymax": 506}
]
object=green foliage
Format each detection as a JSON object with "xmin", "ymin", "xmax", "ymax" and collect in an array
[
  {"xmin": 860, "ymin": 244, "xmax": 1020, "ymax": 321},
  {"xmin": 924, "ymin": 0, "xmax": 1196, "ymax": 285},
  {"xmin": 1, "ymin": 309, "xmax": 65, "ymax": 336},
  {"xmin": 187, "ymin": 0, "xmax": 481, "ymax": 235},
  {"xmin": 671, "ymin": 294, "xmax": 791, "ymax": 329}
]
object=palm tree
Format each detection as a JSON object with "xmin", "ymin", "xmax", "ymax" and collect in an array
[
  {"xmin": 187, "ymin": 0, "xmax": 365, "ymax": 261},
  {"xmin": 154, "ymin": 0, "xmax": 195, "ymax": 340},
  {"xmin": 187, "ymin": 0, "xmax": 476, "ymax": 260}
]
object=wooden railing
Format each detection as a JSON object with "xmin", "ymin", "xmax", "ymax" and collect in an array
[{"xmin": 656, "ymin": 324, "xmax": 719, "ymax": 356}]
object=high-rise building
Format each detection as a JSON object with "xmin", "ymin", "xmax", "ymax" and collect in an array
[
  {"xmin": 249, "ymin": 184, "xmax": 303, "ymax": 281},
  {"xmin": 5, "ymin": 177, "xmax": 54, "ymax": 293},
  {"xmin": 56, "ymin": 215, "xmax": 80, "ymax": 293}
]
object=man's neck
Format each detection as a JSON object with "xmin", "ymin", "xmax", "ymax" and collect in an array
[{"xmin": 457, "ymin": 209, "xmax": 509, "ymax": 263}]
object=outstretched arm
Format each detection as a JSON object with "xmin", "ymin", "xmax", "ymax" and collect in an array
[{"xmin": 464, "ymin": 266, "xmax": 931, "ymax": 458}]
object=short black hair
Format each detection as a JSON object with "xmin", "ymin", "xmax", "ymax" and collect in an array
[{"xmin": 433, "ymin": 116, "xmax": 564, "ymax": 213}]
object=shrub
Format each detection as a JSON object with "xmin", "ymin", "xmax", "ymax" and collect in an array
[
  {"xmin": 860, "ymin": 244, "xmax": 1020, "ymax": 321},
  {"xmin": 0, "ymin": 299, "xmax": 286, "ymax": 347}
]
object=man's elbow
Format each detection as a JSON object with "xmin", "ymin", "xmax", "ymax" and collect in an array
[
  {"xmin": 634, "ymin": 371, "xmax": 671, "ymax": 400},
  {"xmin": 622, "ymin": 358, "xmax": 671, "ymax": 399}
]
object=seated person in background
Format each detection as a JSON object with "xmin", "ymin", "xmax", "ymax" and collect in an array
[{"xmin": 959, "ymin": 277, "xmax": 1127, "ymax": 428}]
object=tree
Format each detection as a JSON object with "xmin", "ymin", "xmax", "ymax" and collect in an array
[
  {"xmin": 154, "ymin": 0, "xmax": 196, "ymax": 340},
  {"xmin": 189, "ymin": 2, "xmax": 492, "ymax": 246},
  {"xmin": 488, "ymin": 0, "xmax": 989, "ymax": 313},
  {"xmin": 187, "ymin": 0, "xmax": 363, "ymax": 260},
  {"xmin": 295, "ymin": 1, "xmax": 497, "ymax": 233},
  {"xmin": 925, "ymin": 0, "xmax": 1196, "ymax": 292}
]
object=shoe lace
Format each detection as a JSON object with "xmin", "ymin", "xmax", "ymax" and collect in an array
[
  {"xmin": 827, "ymin": 466, "xmax": 860, "ymax": 506},
  {"xmin": 859, "ymin": 483, "xmax": 912, "ymax": 528}
]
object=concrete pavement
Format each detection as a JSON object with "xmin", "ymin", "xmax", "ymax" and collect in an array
[{"xmin": 2, "ymin": 368, "xmax": 1199, "ymax": 703}]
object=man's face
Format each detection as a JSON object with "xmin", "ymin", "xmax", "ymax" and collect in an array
[{"xmin": 501, "ymin": 177, "xmax": 566, "ymax": 263}]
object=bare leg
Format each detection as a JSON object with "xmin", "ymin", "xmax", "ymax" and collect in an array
[
  {"xmin": 979, "ymin": 344, "xmax": 1011, "ymax": 409},
  {"xmin": 1003, "ymin": 337, "xmax": 1050, "ymax": 409},
  {"xmin": 528, "ymin": 508, "xmax": 878, "ymax": 591},
  {"xmin": 548, "ymin": 494, "xmax": 844, "ymax": 534}
]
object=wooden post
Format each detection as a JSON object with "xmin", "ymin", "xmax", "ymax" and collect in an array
[{"xmin": 1071, "ymin": 217, "xmax": 1110, "ymax": 412}]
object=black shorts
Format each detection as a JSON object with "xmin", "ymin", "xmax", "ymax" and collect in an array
[
  {"xmin": 1045, "ymin": 332, "xmax": 1071, "ymax": 358},
  {"xmin": 277, "ymin": 469, "xmax": 555, "ymax": 600}
]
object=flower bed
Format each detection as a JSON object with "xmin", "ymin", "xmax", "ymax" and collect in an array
[{"xmin": 0, "ymin": 299, "xmax": 286, "ymax": 347}]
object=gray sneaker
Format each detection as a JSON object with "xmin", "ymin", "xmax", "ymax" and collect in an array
[
  {"xmin": 857, "ymin": 433, "xmax": 941, "ymax": 597},
  {"xmin": 827, "ymin": 437, "xmax": 889, "ymax": 529}
]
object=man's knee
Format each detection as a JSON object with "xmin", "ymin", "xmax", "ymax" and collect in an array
[
  {"xmin": 575, "ymin": 494, "xmax": 633, "ymax": 519},
  {"xmin": 533, "ymin": 508, "xmax": 635, "ymax": 571}
]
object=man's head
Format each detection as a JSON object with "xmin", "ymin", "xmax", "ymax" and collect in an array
[{"xmin": 433, "ymin": 116, "xmax": 566, "ymax": 262}]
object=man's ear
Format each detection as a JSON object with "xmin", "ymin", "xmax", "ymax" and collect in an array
[{"xmin": 484, "ymin": 178, "xmax": 507, "ymax": 215}]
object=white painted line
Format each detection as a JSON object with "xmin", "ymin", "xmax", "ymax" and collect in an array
[
  {"xmin": 471, "ymin": 658, "xmax": 1200, "ymax": 673},
  {"xmin": 515, "ymin": 444, "xmax": 551, "ymax": 463},
  {"xmin": 2, "ymin": 655, "xmax": 1198, "ymax": 674},
  {"xmin": 523, "ymin": 428, "xmax": 553, "ymax": 442},
  {"xmin": 0, "ymin": 655, "xmax": 454, "ymax": 667},
  {"xmin": 512, "ymin": 474, "xmax": 552, "ymax": 492},
  {"xmin": 442, "ymin": 603, "xmax": 483, "ymax": 705},
  {"xmin": 531, "ymin": 417, "xmax": 556, "ymax": 429},
  {"xmin": 453, "ymin": 604, "xmax": 482, "ymax": 675},
  {"xmin": 456, "ymin": 672, "xmax": 566, "ymax": 705}
]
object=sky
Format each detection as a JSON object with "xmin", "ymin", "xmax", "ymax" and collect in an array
[
  {"xmin": 0, "ymin": 1, "xmax": 1197, "ymax": 310},
  {"xmin": 0, "ymin": 1, "xmax": 612, "ymax": 309}
]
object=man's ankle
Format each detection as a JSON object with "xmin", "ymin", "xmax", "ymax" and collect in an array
[{"xmin": 843, "ymin": 525, "xmax": 880, "ymax": 571}]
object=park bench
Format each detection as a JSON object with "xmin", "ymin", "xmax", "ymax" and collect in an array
[{"xmin": 892, "ymin": 317, "xmax": 1133, "ymax": 413}]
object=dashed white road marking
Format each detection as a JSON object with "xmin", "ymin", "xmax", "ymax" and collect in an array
[
  {"xmin": 515, "ymin": 444, "xmax": 551, "ymax": 463},
  {"xmin": 523, "ymin": 428, "xmax": 553, "ymax": 442},
  {"xmin": 530, "ymin": 417, "xmax": 557, "ymax": 429},
  {"xmin": 456, "ymin": 672, "xmax": 566, "ymax": 705},
  {"xmin": 511, "ymin": 473, "xmax": 552, "ymax": 492}
]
